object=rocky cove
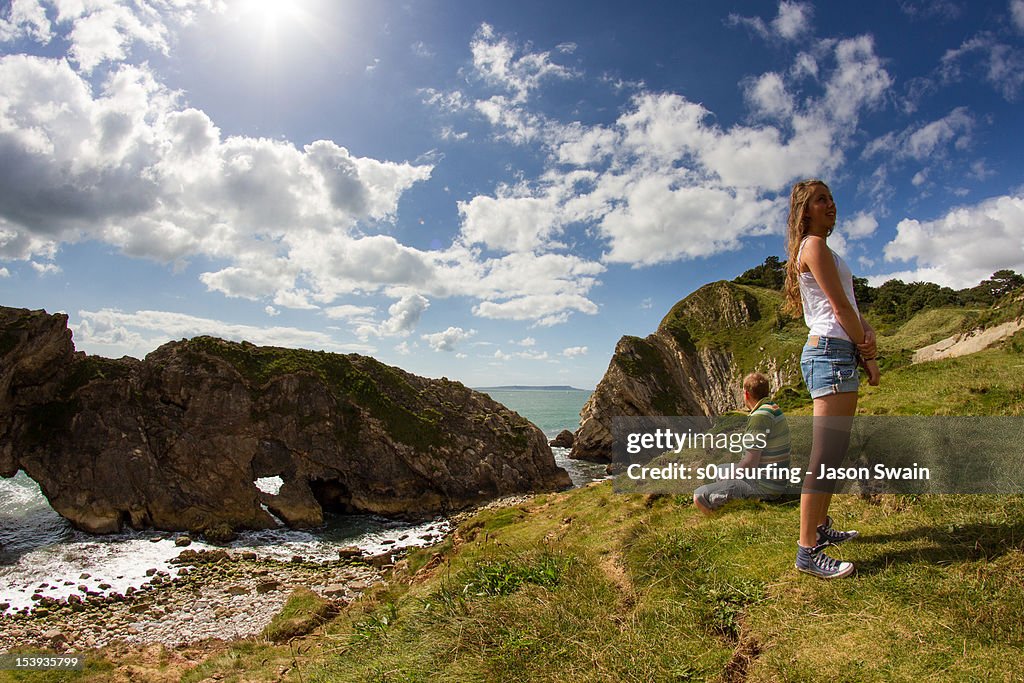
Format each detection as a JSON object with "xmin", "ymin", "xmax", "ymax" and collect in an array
[
  {"xmin": 0, "ymin": 304, "xmax": 594, "ymax": 654},
  {"xmin": 0, "ymin": 281, "xmax": 795, "ymax": 657},
  {"xmin": 0, "ymin": 305, "xmax": 571, "ymax": 537},
  {"xmin": 0, "ymin": 493, "xmax": 537, "ymax": 655}
]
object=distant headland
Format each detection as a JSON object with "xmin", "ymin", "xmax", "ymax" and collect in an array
[{"xmin": 475, "ymin": 385, "xmax": 590, "ymax": 392}]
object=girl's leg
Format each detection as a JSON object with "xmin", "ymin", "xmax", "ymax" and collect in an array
[{"xmin": 799, "ymin": 391, "xmax": 858, "ymax": 547}]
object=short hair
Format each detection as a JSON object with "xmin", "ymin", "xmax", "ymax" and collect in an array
[{"xmin": 743, "ymin": 372, "xmax": 770, "ymax": 401}]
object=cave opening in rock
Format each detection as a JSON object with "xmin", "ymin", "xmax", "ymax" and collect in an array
[{"xmin": 309, "ymin": 478, "xmax": 358, "ymax": 514}]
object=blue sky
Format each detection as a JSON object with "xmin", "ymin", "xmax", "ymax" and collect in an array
[{"xmin": 1, "ymin": 0, "xmax": 1023, "ymax": 389}]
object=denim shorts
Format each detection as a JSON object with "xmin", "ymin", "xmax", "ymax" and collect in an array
[{"xmin": 800, "ymin": 335, "xmax": 860, "ymax": 399}]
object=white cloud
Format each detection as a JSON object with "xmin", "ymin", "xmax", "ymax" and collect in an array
[
  {"xmin": 514, "ymin": 336, "xmax": 536, "ymax": 347},
  {"xmin": 74, "ymin": 308, "xmax": 374, "ymax": 359},
  {"xmin": 31, "ymin": 260, "xmax": 61, "ymax": 275},
  {"xmin": 470, "ymin": 23, "xmax": 577, "ymax": 104},
  {"xmin": 864, "ymin": 108, "xmax": 973, "ymax": 161},
  {"xmin": 411, "ymin": 40, "xmax": 434, "ymax": 59},
  {"xmin": 773, "ymin": 1, "xmax": 813, "ymax": 40},
  {"xmin": 843, "ymin": 211, "xmax": 878, "ymax": 240},
  {"xmin": 354, "ymin": 294, "xmax": 429, "ymax": 339},
  {"xmin": 0, "ymin": 0, "xmax": 221, "ymax": 74},
  {"xmin": 421, "ymin": 326, "xmax": 475, "ymax": 352},
  {"xmin": 0, "ymin": 6, "xmax": 916, "ymax": 334},
  {"xmin": 272, "ymin": 289, "xmax": 318, "ymax": 310},
  {"xmin": 442, "ymin": 27, "xmax": 893, "ymax": 300},
  {"xmin": 562, "ymin": 346, "xmax": 587, "ymax": 358},
  {"xmin": 493, "ymin": 347, "xmax": 548, "ymax": 361},
  {"xmin": 898, "ymin": 1, "xmax": 963, "ymax": 21},
  {"xmin": 745, "ymin": 72, "xmax": 795, "ymax": 120},
  {"xmin": 379, "ymin": 294, "xmax": 430, "ymax": 336},
  {"xmin": 1011, "ymin": 0, "xmax": 1024, "ymax": 33},
  {"xmin": 458, "ymin": 193, "xmax": 561, "ymax": 252},
  {"xmin": 598, "ymin": 181, "xmax": 778, "ymax": 265},
  {"xmin": 439, "ymin": 126, "xmax": 468, "ymax": 141},
  {"xmin": 264, "ymin": 305, "xmax": 279, "ymax": 317},
  {"xmin": 0, "ymin": 0, "xmax": 52, "ymax": 43},
  {"xmin": 0, "ymin": 266, "xmax": 9, "ymax": 277},
  {"xmin": 473, "ymin": 95, "xmax": 546, "ymax": 144},
  {"xmin": 874, "ymin": 194, "xmax": 1024, "ymax": 288},
  {"xmin": 420, "ymin": 87, "xmax": 469, "ymax": 113},
  {"xmin": 324, "ymin": 304, "xmax": 377, "ymax": 320},
  {"xmin": 0, "ymin": 53, "xmax": 435, "ymax": 309},
  {"xmin": 823, "ymin": 36, "xmax": 892, "ymax": 129},
  {"xmin": 554, "ymin": 123, "xmax": 617, "ymax": 165},
  {"xmin": 941, "ymin": 33, "xmax": 1024, "ymax": 101},
  {"xmin": 791, "ymin": 52, "xmax": 818, "ymax": 80},
  {"xmin": 729, "ymin": 1, "xmax": 813, "ymax": 42}
]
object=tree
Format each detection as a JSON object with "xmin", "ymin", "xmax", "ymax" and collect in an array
[
  {"xmin": 853, "ymin": 276, "xmax": 874, "ymax": 309},
  {"xmin": 983, "ymin": 269, "xmax": 1024, "ymax": 299},
  {"xmin": 734, "ymin": 256, "xmax": 785, "ymax": 290}
]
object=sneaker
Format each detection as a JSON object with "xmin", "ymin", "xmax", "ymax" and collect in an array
[
  {"xmin": 795, "ymin": 543, "xmax": 854, "ymax": 579},
  {"xmin": 817, "ymin": 515, "xmax": 859, "ymax": 546}
]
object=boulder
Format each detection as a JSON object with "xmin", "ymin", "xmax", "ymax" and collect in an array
[
  {"xmin": 549, "ymin": 430, "xmax": 575, "ymax": 448},
  {"xmin": 0, "ymin": 306, "xmax": 571, "ymax": 535}
]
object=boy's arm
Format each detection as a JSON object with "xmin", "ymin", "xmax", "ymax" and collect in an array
[{"xmin": 736, "ymin": 448, "xmax": 762, "ymax": 471}]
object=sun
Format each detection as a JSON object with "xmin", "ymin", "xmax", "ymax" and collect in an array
[
  {"xmin": 239, "ymin": 0, "xmax": 301, "ymax": 23},
  {"xmin": 235, "ymin": 0, "xmax": 313, "ymax": 44}
]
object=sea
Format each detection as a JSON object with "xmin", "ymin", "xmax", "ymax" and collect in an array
[{"xmin": 0, "ymin": 388, "xmax": 602, "ymax": 614}]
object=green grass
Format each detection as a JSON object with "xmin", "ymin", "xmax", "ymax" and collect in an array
[
  {"xmin": 853, "ymin": 339, "xmax": 1024, "ymax": 416},
  {"xmin": 877, "ymin": 307, "xmax": 980, "ymax": 354},
  {"xmin": 179, "ymin": 336, "xmax": 449, "ymax": 450},
  {"xmin": 262, "ymin": 588, "xmax": 339, "ymax": 643},
  {"xmin": 32, "ymin": 292, "xmax": 1024, "ymax": 681},
  {"xmin": 0, "ymin": 655, "xmax": 115, "ymax": 683},
  {"xmin": 232, "ymin": 485, "xmax": 1023, "ymax": 683},
  {"xmin": 659, "ymin": 282, "xmax": 807, "ymax": 381},
  {"xmin": 23, "ymin": 483, "xmax": 1024, "ymax": 681}
]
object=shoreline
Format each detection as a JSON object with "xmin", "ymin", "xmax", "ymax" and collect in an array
[{"xmin": 0, "ymin": 493, "xmax": 537, "ymax": 655}]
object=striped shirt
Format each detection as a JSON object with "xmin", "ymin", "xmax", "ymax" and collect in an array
[{"xmin": 745, "ymin": 399, "xmax": 791, "ymax": 486}]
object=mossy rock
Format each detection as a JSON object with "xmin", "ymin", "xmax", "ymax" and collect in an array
[{"xmin": 262, "ymin": 588, "xmax": 339, "ymax": 643}]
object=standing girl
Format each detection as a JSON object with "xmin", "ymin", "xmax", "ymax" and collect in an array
[{"xmin": 784, "ymin": 179, "xmax": 880, "ymax": 579}]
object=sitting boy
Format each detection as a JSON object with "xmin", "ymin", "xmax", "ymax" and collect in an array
[{"xmin": 693, "ymin": 372, "xmax": 791, "ymax": 514}]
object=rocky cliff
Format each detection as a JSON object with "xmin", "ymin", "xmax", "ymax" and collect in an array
[
  {"xmin": 0, "ymin": 306, "xmax": 571, "ymax": 536},
  {"xmin": 570, "ymin": 282, "xmax": 805, "ymax": 462}
]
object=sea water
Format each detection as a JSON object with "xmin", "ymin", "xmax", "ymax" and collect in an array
[{"xmin": 0, "ymin": 388, "xmax": 604, "ymax": 613}]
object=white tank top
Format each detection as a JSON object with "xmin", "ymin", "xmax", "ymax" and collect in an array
[{"xmin": 797, "ymin": 238, "xmax": 860, "ymax": 341}]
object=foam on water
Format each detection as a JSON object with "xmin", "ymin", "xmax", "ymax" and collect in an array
[
  {"xmin": 0, "ymin": 471, "xmax": 448, "ymax": 614},
  {"xmin": 1, "ymin": 390, "xmax": 603, "ymax": 614}
]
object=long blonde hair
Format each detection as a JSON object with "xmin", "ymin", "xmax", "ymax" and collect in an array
[{"xmin": 783, "ymin": 179, "xmax": 833, "ymax": 316}]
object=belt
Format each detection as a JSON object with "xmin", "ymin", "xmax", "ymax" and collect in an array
[{"xmin": 807, "ymin": 335, "xmax": 819, "ymax": 346}]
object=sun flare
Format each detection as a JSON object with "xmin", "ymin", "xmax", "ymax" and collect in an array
[{"xmin": 235, "ymin": 0, "xmax": 313, "ymax": 43}]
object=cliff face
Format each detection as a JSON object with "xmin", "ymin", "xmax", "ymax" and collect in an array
[
  {"xmin": 0, "ymin": 306, "xmax": 571, "ymax": 535},
  {"xmin": 571, "ymin": 282, "xmax": 804, "ymax": 462}
]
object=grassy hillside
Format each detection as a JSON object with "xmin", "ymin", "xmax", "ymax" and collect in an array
[
  {"xmin": 4, "ymin": 303, "xmax": 1022, "ymax": 682},
  {"xmin": 77, "ymin": 486, "xmax": 1022, "ymax": 682},
  {"xmin": 658, "ymin": 282, "xmax": 808, "ymax": 380}
]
